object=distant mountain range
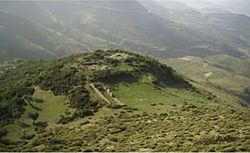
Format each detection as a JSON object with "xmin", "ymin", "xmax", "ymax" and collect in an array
[
  {"xmin": 0, "ymin": 0, "xmax": 249, "ymax": 60},
  {"xmin": 140, "ymin": 0, "xmax": 250, "ymax": 58}
]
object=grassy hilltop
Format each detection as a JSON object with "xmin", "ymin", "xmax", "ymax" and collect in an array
[{"xmin": 0, "ymin": 50, "xmax": 250, "ymax": 152}]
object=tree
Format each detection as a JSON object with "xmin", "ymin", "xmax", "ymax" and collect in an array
[
  {"xmin": 28, "ymin": 112, "xmax": 39, "ymax": 125},
  {"xmin": 0, "ymin": 128, "xmax": 7, "ymax": 140}
]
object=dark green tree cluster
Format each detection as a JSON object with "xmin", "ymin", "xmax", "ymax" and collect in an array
[
  {"xmin": 69, "ymin": 87, "xmax": 98, "ymax": 117},
  {"xmin": 0, "ymin": 61, "xmax": 44, "ymax": 126},
  {"xmin": 38, "ymin": 66, "xmax": 80, "ymax": 95},
  {"xmin": 34, "ymin": 58, "xmax": 99, "ymax": 121},
  {"xmin": 0, "ymin": 56, "xmax": 96, "ymax": 126},
  {"xmin": 0, "ymin": 128, "xmax": 7, "ymax": 143}
]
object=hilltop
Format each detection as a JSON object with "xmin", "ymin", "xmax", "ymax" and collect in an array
[{"xmin": 0, "ymin": 50, "xmax": 250, "ymax": 152}]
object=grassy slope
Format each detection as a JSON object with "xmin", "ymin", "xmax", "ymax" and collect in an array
[
  {"xmin": 111, "ymin": 82, "xmax": 187, "ymax": 113},
  {"xmin": 164, "ymin": 56, "xmax": 250, "ymax": 101},
  {"xmin": 32, "ymin": 87, "xmax": 67, "ymax": 124},
  {"xmin": 12, "ymin": 79, "xmax": 250, "ymax": 152},
  {"xmin": 2, "ymin": 87, "xmax": 67, "ymax": 143},
  {"xmin": 205, "ymin": 54, "xmax": 250, "ymax": 77},
  {"xmin": 0, "ymin": 50, "xmax": 250, "ymax": 152}
]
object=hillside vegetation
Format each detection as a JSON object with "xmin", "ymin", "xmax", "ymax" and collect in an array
[
  {"xmin": 164, "ymin": 55, "xmax": 250, "ymax": 104},
  {"xmin": 0, "ymin": 50, "xmax": 249, "ymax": 152}
]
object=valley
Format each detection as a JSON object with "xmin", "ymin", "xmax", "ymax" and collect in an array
[{"xmin": 1, "ymin": 1, "xmax": 250, "ymax": 60}]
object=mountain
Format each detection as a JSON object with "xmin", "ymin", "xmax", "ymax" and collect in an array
[
  {"xmin": 0, "ymin": 25, "xmax": 53, "ymax": 60},
  {"xmin": 0, "ymin": 7, "xmax": 88, "ymax": 60},
  {"xmin": 1, "ymin": 0, "xmax": 249, "ymax": 60},
  {"xmin": 0, "ymin": 50, "xmax": 250, "ymax": 152},
  {"xmin": 140, "ymin": 0, "xmax": 250, "ymax": 58}
]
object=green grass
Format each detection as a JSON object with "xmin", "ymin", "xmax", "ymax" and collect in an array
[
  {"xmin": 110, "ymin": 80, "xmax": 210, "ymax": 115},
  {"xmin": 32, "ymin": 87, "xmax": 68, "ymax": 124},
  {"xmin": 2, "ymin": 87, "xmax": 68, "ymax": 143},
  {"xmin": 112, "ymin": 82, "xmax": 172, "ymax": 113},
  {"xmin": 3, "ymin": 77, "xmax": 250, "ymax": 152},
  {"xmin": 205, "ymin": 54, "xmax": 250, "ymax": 77},
  {"xmin": 21, "ymin": 87, "xmax": 68, "ymax": 126},
  {"xmin": 3, "ymin": 124, "xmax": 23, "ymax": 142},
  {"xmin": 15, "ymin": 87, "xmax": 250, "ymax": 152},
  {"xmin": 163, "ymin": 56, "xmax": 250, "ymax": 100},
  {"xmin": 117, "ymin": 62, "xmax": 134, "ymax": 71}
]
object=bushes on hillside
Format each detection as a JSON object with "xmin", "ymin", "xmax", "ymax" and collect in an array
[
  {"xmin": 0, "ymin": 60, "xmax": 46, "ymax": 126},
  {"xmin": 0, "ymin": 128, "xmax": 7, "ymax": 140},
  {"xmin": 38, "ymin": 66, "xmax": 81, "ymax": 95},
  {"xmin": 28, "ymin": 112, "xmax": 39, "ymax": 125},
  {"xmin": 37, "ymin": 64, "xmax": 98, "ymax": 120}
]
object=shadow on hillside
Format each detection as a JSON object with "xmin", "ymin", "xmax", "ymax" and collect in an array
[
  {"xmin": 98, "ymin": 73, "xmax": 139, "ymax": 84},
  {"xmin": 34, "ymin": 99, "xmax": 45, "ymax": 103},
  {"xmin": 153, "ymin": 79, "xmax": 192, "ymax": 90}
]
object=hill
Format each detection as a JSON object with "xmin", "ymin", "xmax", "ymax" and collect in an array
[
  {"xmin": 0, "ymin": 50, "xmax": 249, "ymax": 152},
  {"xmin": 164, "ymin": 55, "xmax": 250, "ymax": 104}
]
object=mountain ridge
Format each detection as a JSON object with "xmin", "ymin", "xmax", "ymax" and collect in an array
[{"xmin": 1, "ymin": 0, "xmax": 249, "ymax": 60}]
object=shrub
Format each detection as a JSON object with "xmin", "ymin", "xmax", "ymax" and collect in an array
[
  {"xmin": 28, "ymin": 112, "xmax": 39, "ymax": 125},
  {"xmin": 0, "ymin": 128, "xmax": 7, "ymax": 140}
]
